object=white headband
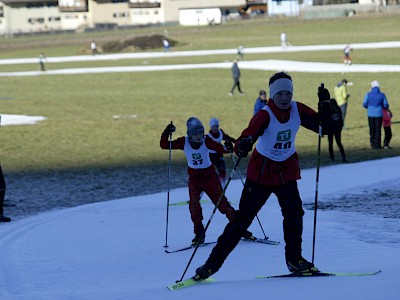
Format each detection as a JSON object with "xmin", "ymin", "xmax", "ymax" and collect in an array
[
  {"xmin": 210, "ymin": 118, "xmax": 219, "ymax": 127},
  {"xmin": 269, "ymin": 78, "xmax": 293, "ymax": 99}
]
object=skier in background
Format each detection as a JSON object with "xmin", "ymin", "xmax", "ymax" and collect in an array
[
  {"xmin": 343, "ymin": 44, "xmax": 352, "ymax": 65},
  {"xmin": 207, "ymin": 117, "xmax": 236, "ymax": 186},
  {"xmin": 160, "ymin": 117, "xmax": 254, "ymax": 245}
]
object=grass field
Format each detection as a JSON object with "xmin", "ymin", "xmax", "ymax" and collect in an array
[{"xmin": 0, "ymin": 14, "xmax": 399, "ymax": 177}]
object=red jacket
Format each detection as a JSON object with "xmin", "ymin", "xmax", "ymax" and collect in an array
[
  {"xmin": 382, "ymin": 108, "xmax": 392, "ymax": 128},
  {"xmin": 235, "ymin": 100, "xmax": 319, "ymax": 186},
  {"xmin": 160, "ymin": 132, "xmax": 228, "ymax": 177}
]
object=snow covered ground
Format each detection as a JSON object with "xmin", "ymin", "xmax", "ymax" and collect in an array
[
  {"xmin": 0, "ymin": 42, "xmax": 399, "ymax": 299},
  {"xmin": 0, "ymin": 157, "xmax": 399, "ymax": 300},
  {"xmin": 0, "ymin": 114, "xmax": 46, "ymax": 126},
  {"xmin": 1, "ymin": 41, "xmax": 400, "ymax": 77}
]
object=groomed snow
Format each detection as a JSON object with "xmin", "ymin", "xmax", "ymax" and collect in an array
[{"xmin": 0, "ymin": 157, "xmax": 398, "ymax": 300}]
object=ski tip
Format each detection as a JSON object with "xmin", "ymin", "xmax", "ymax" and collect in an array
[{"xmin": 167, "ymin": 277, "xmax": 215, "ymax": 291}]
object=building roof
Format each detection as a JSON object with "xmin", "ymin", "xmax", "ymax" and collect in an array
[{"xmin": 1, "ymin": 0, "xmax": 58, "ymax": 4}]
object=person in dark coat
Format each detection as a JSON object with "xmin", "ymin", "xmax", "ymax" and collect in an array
[
  {"xmin": 362, "ymin": 80, "xmax": 389, "ymax": 149},
  {"xmin": 0, "ymin": 166, "xmax": 11, "ymax": 222},
  {"xmin": 326, "ymin": 99, "xmax": 347, "ymax": 162},
  {"xmin": 229, "ymin": 59, "xmax": 244, "ymax": 96}
]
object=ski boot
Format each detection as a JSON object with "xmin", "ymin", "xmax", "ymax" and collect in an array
[
  {"xmin": 191, "ymin": 232, "xmax": 205, "ymax": 246},
  {"xmin": 195, "ymin": 263, "xmax": 215, "ymax": 280},
  {"xmin": 286, "ymin": 256, "xmax": 318, "ymax": 274},
  {"xmin": 242, "ymin": 230, "xmax": 256, "ymax": 241},
  {"xmin": 0, "ymin": 215, "xmax": 11, "ymax": 222}
]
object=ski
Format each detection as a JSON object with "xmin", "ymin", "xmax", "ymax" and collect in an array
[
  {"xmin": 169, "ymin": 199, "xmax": 209, "ymax": 206},
  {"xmin": 164, "ymin": 241, "xmax": 217, "ymax": 254},
  {"xmin": 167, "ymin": 276, "xmax": 215, "ymax": 291},
  {"xmin": 243, "ymin": 237, "xmax": 280, "ymax": 245},
  {"xmin": 166, "ymin": 237, "xmax": 279, "ymax": 253},
  {"xmin": 169, "ymin": 199, "xmax": 236, "ymax": 206},
  {"xmin": 256, "ymin": 270, "xmax": 382, "ymax": 279}
]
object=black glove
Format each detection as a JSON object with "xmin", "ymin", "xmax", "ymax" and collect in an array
[
  {"xmin": 224, "ymin": 141, "xmax": 233, "ymax": 153},
  {"xmin": 164, "ymin": 123, "xmax": 176, "ymax": 134},
  {"xmin": 235, "ymin": 137, "xmax": 253, "ymax": 158},
  {"xmin": 318, "ymin": 85, "xmax": 330, "ymax": 102},
  {"xmin": 319, "ymin": 99, "xmax": 333, "ymax": 137}
]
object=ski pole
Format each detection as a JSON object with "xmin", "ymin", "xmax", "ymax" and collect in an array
[
  {"xmin": 229, "ymin": 153, "xmax": 268, "ymax": 239},
  {"xmin": 177, "ymin": 156, "xmax": 242, "ymax": 282},
  {"xmin": 312, "ymin": 83, "xmax": 325, "ymax": 264},
  {"xmin": 164, "ymin": 121, "xmax": 173, "ymax": 248}
]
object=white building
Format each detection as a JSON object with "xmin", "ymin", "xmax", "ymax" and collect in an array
[
  {"xmin": 0, "ymin": 0, "xmax": 61, "ymax": 36},
  {"xmin": 267, "ymin": 0, "xmax": 299, "ymax": 17},
  {"xmin": 0, "ymin": 0, "xmax": 246, "ymax": 35}
]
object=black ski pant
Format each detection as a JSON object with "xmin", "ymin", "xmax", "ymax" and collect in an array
[
  {"xmin": 328, "ymin": 131, "xmax": 346, "ymax": 161},
  {"xmin": 368, "ymin": 117, "xmax": 382, "ymax": 149},
  {"xmin": 204, "ymin": 179, "xmax": 304, "ymax": 273},
  {"xmin": 339, "ymin": 103, "xmax": 347, "ymax": 127},
  {"xmin": 0, "ymin": 166, "xmax": 6, "ymax": 216},
  {"xmin": 230, "ymin": 78, "xmax": 242, "ymax": 94},
  {"xmin": 383, "ymin": 126, "xmax": 392, "ymax": 147}
]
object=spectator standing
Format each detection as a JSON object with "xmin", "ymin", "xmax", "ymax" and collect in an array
[
  {"xmin": 91, "ymin": 41, "xmax": 99, "ymax": 55},
  {"xmin": 229, "ymin": 59, "xmax": 244, "ymax": 96},
  {"xmin": 326, "ymin": 99, "xmax": 347, "ymax": 162},
  {"xmin": 162, "ymin": 39, "xmax": 170, "ymax": 52},
  {"xmin": 280, "ymin": 32, "xmax": 288, "ymax": 47},
  {"xmin": 38, "ymin": 53, "xmax": 46, "ymax": 71},
  {"xmin": 334, "ymin": 79, "xmax": 350, "ymax": 128},
  {"xmin": 253, "ymin": 89, "xmax": 267, "ymax": 115},
  {"xmin": 382, "ymin": 108, "xmax": 393, "ymax": 149},
  {"xmin": 237, "ymin": 45, "xmax": 244, "ymax": 60},
  {"xmin": 0, "ymin": 166, "xmax": 11, "ymax": 222},
  {"xmin": 362, "ymin": 80, "xmax": 389, "ymax": 149}
]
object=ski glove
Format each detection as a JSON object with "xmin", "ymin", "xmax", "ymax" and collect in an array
[
  {"xmin": 317, "ymin": 86, "xmax": 330, "ymax": 102},
  {"xmin": 164, "ymin": 123, "xmax": 176, "ymax": 134},
  {"xmin": 224, "ymin": 141, "xmax": 233, "ymax": 153},
  {"xmin": 236, "ymin": 137, "xmax": 253, "ymax": 158}
]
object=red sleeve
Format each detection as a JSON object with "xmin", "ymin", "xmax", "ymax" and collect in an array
[
  {"xmin": 236, "ymin": 110, "xmax": 270, "ymax": 145},
  {"xmin": 205, "ymin": 136, "xmax": 226, "ymax": 154},
  {"xmin": 160, "ymin": 132, "xmax": 185, "ymax": 150},
  {"xmin": 297, "ymin": 102, "xmax": 319, "ymax": 133}
]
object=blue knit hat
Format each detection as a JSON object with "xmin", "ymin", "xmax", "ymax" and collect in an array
[{"xmin": 186, "ymin": 117, "xmax": 204, "ymax": 137}]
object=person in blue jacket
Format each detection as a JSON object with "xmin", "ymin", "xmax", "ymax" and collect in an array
[
  {"xmin": 363, "ymin": 80, "xmax": 389, "ymax": 149},
  {"xmin": 253, "ymin": 89, "xmax": 267, "ymax": 115}
]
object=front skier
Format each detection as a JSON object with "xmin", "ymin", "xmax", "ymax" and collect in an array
[{"xmin": 194, "ymin": 72, "xmax": 331, "ymax": 279}]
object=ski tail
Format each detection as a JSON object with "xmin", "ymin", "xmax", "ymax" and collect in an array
[
  {"xmin": 257, "ymin": 270, "xmax": 382, "ymax": 279},
  {"xmin": 164, "ymin": 241, "xmax": 217, "ymax": 254}
]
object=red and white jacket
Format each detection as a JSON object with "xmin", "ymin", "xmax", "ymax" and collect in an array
[
  {"xmin": 160, "ymin": 133, "xmax": 228, "ymax": 177},
  {"xmin": 235, "ymin": 100, "xmax": 319, "ymax": 185}
]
